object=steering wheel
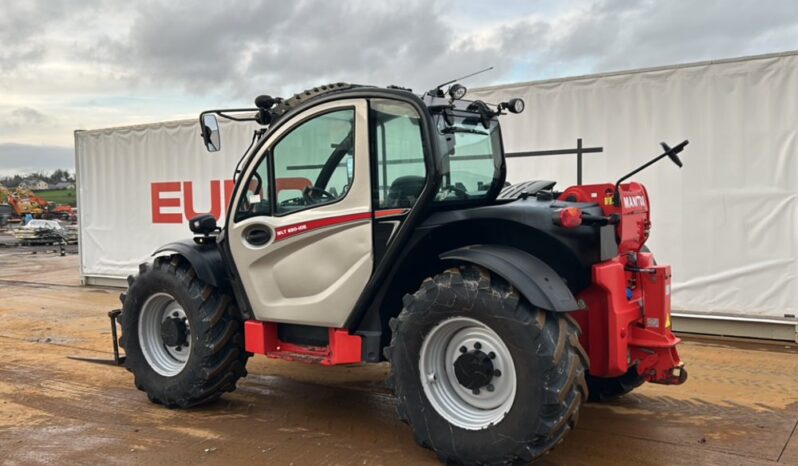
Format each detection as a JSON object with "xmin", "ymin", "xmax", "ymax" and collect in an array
[
  {"xmin": 302, "ymin": 185, "xmax": 336, "ymax": 204},
  {"xmin": 437, "ymin": 184, "xmax": 469, "ymax": 200}
]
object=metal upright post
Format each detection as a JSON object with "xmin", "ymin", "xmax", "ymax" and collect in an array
[{"xmin": 576, "ymin": 138, "xmax": 583, "ymax": 186}]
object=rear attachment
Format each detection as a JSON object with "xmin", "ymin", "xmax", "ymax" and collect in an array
[
  {"xmin": 108, "ymin": 308, "xmax": 126, "ymax": 365},
  {"xmin": 575, "ymin": 254, "xmax": 686, "ymax": 386},
  {"xmin": 244, "ymin": 321, "xmax": 362, "ymax": 366}
]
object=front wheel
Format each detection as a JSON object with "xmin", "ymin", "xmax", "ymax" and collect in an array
[
  {"xmin": 385, "ymin": 266, "xmax": 588, "ymax": 465},
  {"xmin": 118, "ymin": 254, "xmax": 249, "ymax": 408}
]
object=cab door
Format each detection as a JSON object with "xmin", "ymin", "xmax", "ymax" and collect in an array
[{"xmin": 227, "ymin": 100, "xmax": 372, "ymax": 327}]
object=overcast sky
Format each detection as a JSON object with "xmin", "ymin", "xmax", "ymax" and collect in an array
[{"xmin": 1, "ymin": 0, "xmax": 797, "ymax": 176}]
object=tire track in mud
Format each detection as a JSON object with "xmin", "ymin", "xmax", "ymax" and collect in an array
[
  {"xmin": 0, "ymin": 363, "xmax": 176, "ymax": 426},
  {"xmin": 579, "ymin": 392, "xmax": 798, "ymax": 462},
  {"xmin": 0, "ymin": 357, "xmax": 433, "ymax": 465}
]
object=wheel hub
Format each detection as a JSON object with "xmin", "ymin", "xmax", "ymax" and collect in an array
[
  {"xmin": 160, "ymin": 317, "xmax": 188, "ymax": 347},
  {"xmin": 138, "ymin": 293, "xmax": 191, "ymax": 377},
  {"xmin": 453, "ymin": 350, "xmax": 494, "ymax": 390},
  {"xmin": 419, "ymin": 316, "xmax": 517, "ymax": 430}
]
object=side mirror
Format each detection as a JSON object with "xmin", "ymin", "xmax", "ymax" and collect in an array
[{"xmin": 200, "ymin": 114, "xmax": 221, "ymax": 152}]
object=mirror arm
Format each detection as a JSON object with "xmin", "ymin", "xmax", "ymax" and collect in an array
[
  {"xmin": 201, "ymin": 108, "xmax": 260, "ymax": 123},
  {"xmin": 216, "ymin": 109, "xmax": 259, "ymax": 122}
]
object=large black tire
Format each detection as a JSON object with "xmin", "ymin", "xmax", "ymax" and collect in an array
[
  {"xmin": 385, "ymin": 266, "xmax": 588, "ymax": 465},
  {"xmin": 585, "ymin": 368, "xmax": 645, "ymax": 402},
  {"xmin": 118, "ymin": 254, "xmax": 249, "ymax": 408}
]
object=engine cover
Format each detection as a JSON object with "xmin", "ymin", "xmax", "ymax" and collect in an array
[{"xmin": 558, "ymin": 182, "xmax": 650, "ymax": 254}]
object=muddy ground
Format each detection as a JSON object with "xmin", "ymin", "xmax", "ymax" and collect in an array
[{"xmin": 0, "ymin": 248, "xmax": 796, "ymax": 465}]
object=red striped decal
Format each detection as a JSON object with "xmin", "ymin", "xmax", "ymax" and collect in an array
[
  {"xmin": 375, "ymin": 208, "xmax": 410, "ymax": 219},
  {"xmin": 274, "ymin": 212, "xmax": 372, "ymax": 241}
]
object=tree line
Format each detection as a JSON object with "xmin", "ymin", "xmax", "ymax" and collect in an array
[{"xmin": 0, "ymin": 169, "xmax": 75, "ymax": 188}]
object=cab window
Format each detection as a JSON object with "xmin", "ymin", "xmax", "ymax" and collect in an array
[
  {"xmin": 435, "ymin": 113, "xmax": 502, "ymax": 203},
  {"xmin": 236, "ymin": 108, "xmax": 355, "ymax": 221},
  {"xmin": 372, "ymin": 99, "xmax": 426, "ymax": 208}
]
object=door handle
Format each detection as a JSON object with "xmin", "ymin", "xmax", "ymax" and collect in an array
[{"xmin": 244, "ymin": 227, "xmax": 272, "ymax": 246}]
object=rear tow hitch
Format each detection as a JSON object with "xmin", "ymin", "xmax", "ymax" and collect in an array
[
  {"xmin": 108, "ymin": 309, "xmax": 126, "ymax": 366},
  {"xmin": 657, "ymin": 365, "xmax": 688, "ymax": 385},
  {"xmin": 672, "ymin": 365, "xmax": 688, "ymax": 385}
]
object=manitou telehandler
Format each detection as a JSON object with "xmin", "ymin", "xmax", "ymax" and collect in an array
[{"xmin": 112, "ymin": 81, "xmax": 688, "ymax": 465}]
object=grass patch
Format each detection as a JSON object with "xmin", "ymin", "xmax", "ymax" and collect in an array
[{"xmin": 35, "ymin": 189, "xmax": 77, "ymax": 206}]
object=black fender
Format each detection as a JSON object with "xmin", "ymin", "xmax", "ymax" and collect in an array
[
  {"xmin": 439, "ymin": 244, "xmax": 579, "ymax": 312},
  {"xmin": 152, "ymin": 239, "xmax": 229, "ymax": 290}
]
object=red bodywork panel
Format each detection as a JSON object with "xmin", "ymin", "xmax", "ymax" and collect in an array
[
  {"xmin": 561, "ymin": 183, "xmax": 684, "ymax": 385},
  {"xmin": 559, "ymin": 182, "xmax": 651, "ymax": 254},
  {"xmin": 244, "ymin": 321, "xmax": 362, "ymax": 366}
]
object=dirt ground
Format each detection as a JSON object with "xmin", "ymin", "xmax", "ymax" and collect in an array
[{"xmin": 0, "ymin": 248, "xmax": 796, "ymax": 466}]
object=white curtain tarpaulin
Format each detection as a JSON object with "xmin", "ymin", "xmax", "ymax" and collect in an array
[
  {"xmin": 469, "ymin": 52, "xmax": 798, "ymax": 319},
  {"xmin": 77, "ymin": 51, "xmax": 798, "ymax": 319},
  {"xmin": 76, "ymin": 118, "xmax": 257, "ymax": 279}
]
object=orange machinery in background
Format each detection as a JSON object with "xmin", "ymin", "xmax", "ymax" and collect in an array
[{"xmin": 0, "ymin": 186, "xmax": 50, "ymax": 218}]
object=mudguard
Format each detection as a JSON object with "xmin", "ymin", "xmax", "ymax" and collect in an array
[
  {"xmin": 152, "ymin": 239, "xmax": 229, "ymax": 289},
  {"xmin": 439, "ymin": 244, "xmax": 579, "ymax": 313}
]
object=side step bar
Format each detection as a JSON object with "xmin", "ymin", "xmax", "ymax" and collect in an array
[{"xmin": 244, "ymin": 321, "xmax": 362, "ymax": 366}]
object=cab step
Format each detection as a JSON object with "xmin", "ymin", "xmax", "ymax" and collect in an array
[{"xmin": 244, "ymin": 320, "xmax": 362, "ymax": 366}]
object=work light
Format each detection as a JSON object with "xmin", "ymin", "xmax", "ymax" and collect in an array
[
  {"xmin": 449, "ymin": 84, "xmax": 467, "ymax": 100},
  {"xmin": 508, "ymin": 98, "xmax": 525, "ymax": 114}
]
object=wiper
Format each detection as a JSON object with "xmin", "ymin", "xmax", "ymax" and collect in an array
[{"xmin": 441, "ymin": 126, "xmax": 488, "ymax": 135}]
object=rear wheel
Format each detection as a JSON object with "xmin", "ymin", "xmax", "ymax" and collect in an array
[
  {"xmin": 118, "ymin": 254, "xmax": 249, "ymax": 408},
  {"xmin": 385, "ymin": 266, "xmax": 588, "ymax": 465}
]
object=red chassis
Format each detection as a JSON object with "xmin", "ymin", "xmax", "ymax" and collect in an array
[{"xmin": 560, "ymin": 182, "xmax": 685, "ymax": 385}]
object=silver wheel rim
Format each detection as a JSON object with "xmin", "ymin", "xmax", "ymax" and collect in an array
[
  {"xmin": 138, "ymin": 292, "xmax": 191, "ymax": 377},
  {"xmin": 419, "ymin": 316, "xmax": 517, "ymax": 430}
]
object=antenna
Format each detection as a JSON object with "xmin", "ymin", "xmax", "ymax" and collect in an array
[{"xmin": 435, "ymin": 66, "xmax": 494, "ymax": 90}]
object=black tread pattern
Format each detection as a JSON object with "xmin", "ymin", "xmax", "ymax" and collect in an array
[
  {"xmin": 385, "ymin": 266, "xmax": 589, "ymax": 465},
  {"xmin": 118, "ymin": 254, "xmax": 249, "ymax": 408},
  {"xmin": 271, "ymin": 82, "xmax": 356, "ymax": 117}
]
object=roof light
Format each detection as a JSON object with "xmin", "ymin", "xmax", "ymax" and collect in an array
[
  {"xmin": 448, "ymin": 83, "xmax": 467, "ymax": 100},
  {"xmin": 508, "ymin": 98, "xmax": 525, "ymax": 114}
]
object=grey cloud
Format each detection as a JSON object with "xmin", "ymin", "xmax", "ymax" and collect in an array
[
  {"xmin": 109, "ymin": 0, "xmax": 514, "ymax": 97},
  {"xmin": 0, "ymin": 1, "xmax": 45, "ymax": 72},
  {"xmin": 105, "ymin": 0, "xmax": 798, "ymax": 101},
  {"xmin": 1, "ymin": 0, "xmax": 798, "ymax": 127},
  {"xmin": 0, "ymin": 143, "xmax": 73, "ymax": 177},
  {"xmin": 244, "ymin": 2, "xmax": 459, "ymax": 92},
  {"xmin": 548, "ymin": 0, "xmax": 798, "ymax": 72},
  {"xmin": 0, "ymin": 0, "xmax": 102, "ymax": 71},
  {"xmin": 0, "ymin": 107, "xmax": 53, "ymax": 136},
  {"xmin": 10, "ymin": 107, "xmax": 50, "ymax": 125},
  {"xmin": 105, "ymin": 1, "xmax": 301, "ymax": 93}
]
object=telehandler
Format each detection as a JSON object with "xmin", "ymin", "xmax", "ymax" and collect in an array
[{"xmin": 113, "ymin": 81, "xmax": 688, "ymax": 465}]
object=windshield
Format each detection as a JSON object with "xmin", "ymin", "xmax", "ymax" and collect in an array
[{"xmin": 435, "ymin": 112, "xmax": 503, "ymax": 202}]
